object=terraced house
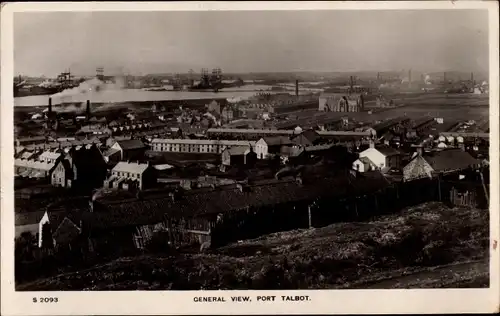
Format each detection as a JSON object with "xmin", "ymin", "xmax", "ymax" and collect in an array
[
  {"xmin": 151, "ymin": 138, "xmax": 255, "ymax": 154},
  {"xmin": 105, "ymin": 161, "xmax": 158, "ymax": 190}
]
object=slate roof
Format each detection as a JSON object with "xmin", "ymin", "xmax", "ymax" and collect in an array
[
  {"xmin": 261, "ymin": 136, "xmax": 293, "ymax": 146},
  {"xmin": 53, "ymin": 217, "xmax": 82, "ymax": 244},
  {"xmin": 291, "ymin": 134, "xmax": 314, "ymax": 147},
  {"xmin": 16, "ymin": 136, "xmax": 46, "ymax": 143},
  {"xmin": 20, "ymin": 151, "xmax": 36, "ymax": 159},
  {"xmin": 358, "ymin": 156, "xmax": 375, "ymax": 166},
  {"xmin": 116, "ymin": 139, "xmax": 146, "ymax": 150},
  {"xmin": 382, "ymin": 132, "xmax": 395, "ymax": 142},
  {"xmin": 376, "ymin": 145, "xmax": 400, "ymax": 157},
  {"xmin": 304, "ymin": 143, "xmax": 335, "ymax": 152},
  {"xmin": 112, "ymin": 161, "xmax": 150, "ymax": 174},
  {"xmin": 371, "ymin": 117, "xmax": 408, "ymax": 132},
  {"xmin": 316, "ymin": 130, "xmax": 372, "ymax": 137},
  {"xmin": 225, "ymin": 146, "xmax": 252, "ymax": 156},
  {"xmin": 14, "ymin": 159, "xmax": 55, "ymax": 171},
  {"xmin": 79, "ymin": 125, "xmax": 111, "ymax": 134},
  {"xmin": 39, "ymin": 151, "xmax": 62, "ymax": 161},
  {"xmin": 207, "ymin": 128, "xmax": 295, "ymax": 136},
  {"xmin": 423, "ymin": 149, "xmax": 479, "ymax": 172},
  {"xmin": 84, "ymin": 172, "xmax": 392, "ymax": 231},
  {"xmin": 15, "ymin": 211, "xmax": 46, "ymax": 226},
  {"xmin": 14, "ymin": 210, "xmax": 68, "ymax": 228},
  {"xmin": 103, "ymin": 148, "xmax": 120, "ymax": 157}
]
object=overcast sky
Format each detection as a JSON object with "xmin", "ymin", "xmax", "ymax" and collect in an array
[{"xmin": 14, "ymin": 10, "xmax": 489, "ymax": 77}]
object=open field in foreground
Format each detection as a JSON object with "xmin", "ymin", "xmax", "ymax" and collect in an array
[{"xmin": 17, "ymin": 202, "xmax": 489, "ymax": 291}]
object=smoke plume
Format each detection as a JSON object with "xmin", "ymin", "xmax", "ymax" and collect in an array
[{"xmin": 51, "ymin": 76, "xmax": 127, "ymax": 103}]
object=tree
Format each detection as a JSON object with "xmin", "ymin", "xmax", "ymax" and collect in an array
[
  {"xmin": 15, "ymin": 232, "xmax": 36, "ymax": 261},
  {"xmin": 41, "ymin": 223, "xmax": 54, "ymax": 249}
]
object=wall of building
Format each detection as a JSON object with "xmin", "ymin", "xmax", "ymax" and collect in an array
[
  {"xmin": 359, "ymin": 148, "xmax": 386, "ymax": 169},
  {"xmin": 402, "ymin": 155, "xmax": 434, "ymax": 181},
  {"xmin": 387, "ymin": 155, "xmax": 401, "ymax": 170},
  {"xmin": 352, "ymin": 159, "xmax": 368, "ymax": 173},
  {"xmin": 51, "ymin": 161, "xmax": 68, "ymax": 188},
  {"xmin": 152, "ymin": 140, "xmax": 251, "ymax": 155},
  {"xmin": 255, "ymin": 140, "xmax": 268, "ymax": 159}
]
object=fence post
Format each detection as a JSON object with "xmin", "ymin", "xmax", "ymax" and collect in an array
[{"xmin": 308, "ymin": 204, "xmax": 312, "ymax": 229}]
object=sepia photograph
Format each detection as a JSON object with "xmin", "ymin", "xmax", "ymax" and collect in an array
[{"xmin": 1, "ymin": 1, "xmax": 499, "ymax": 315}]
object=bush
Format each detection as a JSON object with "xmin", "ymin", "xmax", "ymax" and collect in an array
[{"xmin": 145, "ymin": 231, "xmax": 172, "ymax": 254}]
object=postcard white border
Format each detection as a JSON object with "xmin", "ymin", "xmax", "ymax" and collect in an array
[{"xmin": 1, "ymin": 1, "xmax": 499, "ymax": 315}]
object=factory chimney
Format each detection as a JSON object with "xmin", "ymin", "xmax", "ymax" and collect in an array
[
  {"xmin": 48, "ymin": 97, "xmax": 52, "ymax": 115},
  {"xmin": 408, "ymin": 69, "xmax": 412, "ymax": 87},
  {"xmin": 444, "ymin": 72, "xmax": 447, "ymax": 84},
  {"xmin": 295, "ymin": 79, "xmax": 299, "ymax": 96},
  {"xmin": 86, "ymin": 100, "xmax": 91, "ymax": 119}
]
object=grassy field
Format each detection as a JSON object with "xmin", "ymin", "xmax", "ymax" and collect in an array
[{"xmin": 17, "ymin": 202, "xmax": 489, "ymax": 291}]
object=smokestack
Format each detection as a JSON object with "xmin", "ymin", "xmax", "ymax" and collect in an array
[
  {"xmin": 408, "ymin": 69, "xmax": 412, "ymax": 87},
  {"xmin": 48, "ymin": 97, "xmax": 52, "ymax": 115},
  {"xmin": 295, "ymin": 79, "xmax": 299, "ymax": 96},
  {"xmin": 444, "ymin": 72, "xmax": 447, "ymax": 84},
  {"xmin": 86, "ymin": 100, "xmax": 91, "ymax": 119}
]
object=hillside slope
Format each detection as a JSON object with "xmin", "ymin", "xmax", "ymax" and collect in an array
[{"xmin": 17, "ymin": 202, "xmax": 489, "ymax": 291}]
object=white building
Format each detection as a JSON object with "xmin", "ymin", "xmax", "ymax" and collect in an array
[
  {"xmin": 38, "ymin": 150, "xmax": 62, "ymax": 164},
  {"xmin": 106, "ymin": 161, "xmax": 157, "ymax": 190},
  {"xmin": 352, "ymin": 157, "xmax": 374, "ymax": 173},
  {"xmin": 353, "ymin": 144, "xmax": 401, "ymax": 172},
  {"xmin": 151, "ymin": 138, "xmax": 255, "ymax": 154},
  {"xmin": 255, "ymin": 136, "xmax": 293, "ymax": 159}
]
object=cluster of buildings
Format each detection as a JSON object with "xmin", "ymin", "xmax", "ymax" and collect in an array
[
  {"xmin": 318, "ymin": 93, "xmax": 365, "ymax": 112},
  {"xmin": 14, "ymin": 89, "xmax": 490, "ymax": 256}
]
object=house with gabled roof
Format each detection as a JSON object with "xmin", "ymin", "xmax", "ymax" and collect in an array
[
  {"xmin": 221, "ymin": 146, "xmax": 257, "ymax": 167},
  {"xmin": 403, "ymin": 149, "xmax": 480, "ymax": 182},
  {"xmin": 353, "ymin": 143, "xmax": 401, "ymax": 173},
  {"xmin": 106, "ymin": 161, "xmax": 157, "ymax": 190},
  {"xmin": 15, "ymin": 210, "xmax": 69, "ymax": 248},
  {"xmin": 255, "ymin": 136, "xmax": 293, "ymax": 159},
  {"xmin": 110, "ymin": 139, "xmax": 147, "ymax": 161},
  {"xmin": 14, "ymin": 158, "xmax": 56, "ymax": 178}
]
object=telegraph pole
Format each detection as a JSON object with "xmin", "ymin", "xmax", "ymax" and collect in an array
[{"xmin": 479, "ymin": 167, "xmax": 489, "ymax": 205}]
